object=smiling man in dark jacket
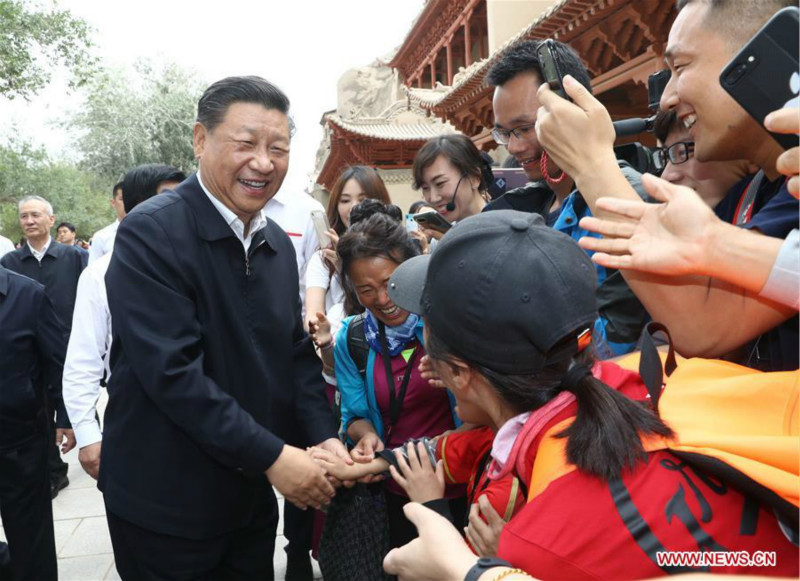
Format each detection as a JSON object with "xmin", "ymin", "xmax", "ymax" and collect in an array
[{"xmin": 101, "ymin": 76, "xmax": 346, "ymax": 581}]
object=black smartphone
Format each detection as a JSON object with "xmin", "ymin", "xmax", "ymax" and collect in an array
[
  {"xmin": 413, "ymin": 211, "xmax": 452, "ymax": 234},
  {"xmin": 719, "ymin": 6, "xmax": 799, "ymax": 150},
  {"xmin": 536, "ymin": 39, "xmax": 570, "ymax": 101}
]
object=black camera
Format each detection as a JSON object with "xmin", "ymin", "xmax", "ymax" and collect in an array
[{"xmin": 648, "ymin": 69, "xmax": 671, "ymax": 111}]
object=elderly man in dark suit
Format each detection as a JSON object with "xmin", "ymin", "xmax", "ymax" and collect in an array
[
  {"xmin": 1, "ymin": 195, "xmax": 85, "ymax": 497},
  {"xmin": 101, "ymin": 76, "xmax": 347, "ymax": 581}
]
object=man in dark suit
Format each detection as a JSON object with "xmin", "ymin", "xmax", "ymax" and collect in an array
[
  {"xmin": 0, "ymin": 265, "xmax": 70, "ymax": 581},
  {"xmin": 1, "ymin": 195, "xmax": 85, "ymax": 497},
  {"xmin": 102, "ymin": 76, "xmax": 348, "ymax": 581}
]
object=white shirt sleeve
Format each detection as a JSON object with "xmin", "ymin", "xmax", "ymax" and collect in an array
[
  {"xmin": 305, "ymin": 250, "xmax": 333, "ymax": 291},
  {"xmin": 63, "ymin": 262, "xmax": 112, "ymax": 447},
  {"xmin": 759, "ymin": 228, "xmax": 800, "ymax": 310}
]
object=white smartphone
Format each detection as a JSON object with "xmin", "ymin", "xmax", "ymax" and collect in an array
[
  {"xmin": 405, "ymin": 213, "xmax": 419, "ymax": 232},
  {"xmin": 311, "ymin": 210, "xmax": 331, "ymax": 248}
]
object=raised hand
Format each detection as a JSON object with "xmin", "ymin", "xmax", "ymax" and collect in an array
[
  {"xmin": 308, "ymin": 311, "xmax": 332, "ymax": 349},
  {"xmin": 578, "ymin": 174, "xmax": 718, "ymax": 275},
  {"xmin": 535, "ymin": 74, "xmax": 617, "ymax": 186},
  {"xmin": 418, "ymin": 355, "xmax": 446, "ymax": 389}
]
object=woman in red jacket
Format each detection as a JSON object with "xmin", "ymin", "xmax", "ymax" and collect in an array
[{"xmin": 381, "ymin": 210, "xmax": 798, "ymax": 581}]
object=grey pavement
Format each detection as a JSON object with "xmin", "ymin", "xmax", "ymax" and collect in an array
[{"xmin": 0, "ymin": 390, "xmax": 322, "ymax": 580}]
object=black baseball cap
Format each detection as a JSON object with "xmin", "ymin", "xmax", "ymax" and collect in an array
[{"xmin": 387, "ymin": 210, "xmax": 598, "ymax": 374}]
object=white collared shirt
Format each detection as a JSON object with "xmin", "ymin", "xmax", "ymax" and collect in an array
[
  {"xmin": 89, "ymin": 220, "xmax": 119, "ymax": 265},
  {"xmin": 0, "ymin": 234, "xmax": 14, "ymax": 258},
  {"xmin": 27, "ymin": 236, "xmax": 52, "ymax": 263},
  {"xmin": 197, "ymin": 171, "xmax": 268, "ymax": 253},
  {"xmin": 265, "ymin": 187, "xmax": 324, "ymax": 308},
  {"xmin": 63, "ymin": 252, "xmax": 113, "ymax": 448}
]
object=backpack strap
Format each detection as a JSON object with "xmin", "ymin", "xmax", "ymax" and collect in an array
[
  {"xmin": 346, "ymin": 313, "xmax": 370, "ymax": 382},
  {"xmin": 638, "ymin": 322, "xmax": 678, "ymax": 414}
]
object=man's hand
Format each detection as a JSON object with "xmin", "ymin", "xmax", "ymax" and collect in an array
[
  {"xmin": 465, "ymin": 495, "xmax": 506, "ymax": 557},
  {"xmin": 384, "ymin": 503, "xmax": 477, "ymax": 581},
  {"xmin": 266, "ymin": 444, "xmax": 336, "ymax": 510},
  {"xmin": 578, "ymin": 174, "xmax": 720, "ymax": 275},
  {"xmin": 535, "ymin": 74, "xmax": 617, "ymax": 186},
  {"xmin": 765, "ymin": 107, "xmax": 799, "ymax": 198},
  {"xmin": 56, "ymin": 428, "xmax": 76, "ymax": 454},
  {"xmin": 79, "ymin": 442, "xmax": 102, "ymax": 480},
  {"xmin": 389, "ymin": 442, "xmax": 445, "ymax": 503}
]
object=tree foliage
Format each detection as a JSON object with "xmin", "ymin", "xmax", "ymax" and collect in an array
[
  {"xmin": 0, "ymin": 138, "xmax": 113, "ymax": 242},
  {"xmin": 69, "ymin": 60, "xmax": 202, "ymax": 182},
  {"xmin": 0, "ymin": 0, "xmax": 97, "ymax": 100}
]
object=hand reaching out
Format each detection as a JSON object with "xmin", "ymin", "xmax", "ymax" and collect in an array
[
  {"xmin": 383, "ymin": 503, "xmax": 477, "ymax": 581},
  {"xmin": 309, "ymin": 311, "xmax": 332, "ymax": 349},
  {"xmin": 578, "ymin": 174, "xmax": 719, "ymax": 275},
  {"xmin": 419, "ymin": 355, "xmax": 445, "ymax": 389}
]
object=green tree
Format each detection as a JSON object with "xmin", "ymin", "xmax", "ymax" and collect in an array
[
  {"xmin": 0, "ymin": 138, "xmax": 112, "ymax": 242},
  {"xmin": 0, "ymin": 0, "xmax": 96, "ymax": 100},
  {"xmin": 69, "ymin": 60, "xmax": 202, "ymax": 182}
]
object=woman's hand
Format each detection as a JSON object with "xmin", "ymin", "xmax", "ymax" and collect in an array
[
  {"xmin": 351, "ymin": 430, "xmax": 384, "ymax": 462},
  {"xmin": 383, "ymin": 503, "xmax": 477, "ymax": 581},
  {"xmin": 409, "ymin": 229, "xmax": 431, "ymax": 254},
  {"xmin": 308, "ymin": 311, "xmax": 333, "ymax": 349},
  {"xmin": 389, "ymin": 441, "xmax": 445, "ymax": 503},
  {"xmin": 420, "ymin": 225, "xmax": 445, "ymax": 241},
  {"xmin": 465, "ymin": 495, "xmax": 506, "ymax": 557},
  {"xmin": 419, "ymin": 355, "xmax": 446, "ymax": 389},
  {"xmin": 322, "ymin": 229, "xmax": 341, "ymax": 269}
]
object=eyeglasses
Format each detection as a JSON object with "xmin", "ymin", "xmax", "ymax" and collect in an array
[
  {"xmin": 491, "ymin": 122, "xmax": 537, "ymax": 146},
  {"xmin": 653, "ymin": 141, "xmax": 695, "ymax": 169}
]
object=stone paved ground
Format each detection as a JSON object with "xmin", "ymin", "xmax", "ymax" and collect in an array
[{"xmin": 0, "ymin": 390, "xmax": 322, "ymax": 581}]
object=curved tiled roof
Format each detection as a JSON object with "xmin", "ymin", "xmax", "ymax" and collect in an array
[{"xmin": 326, "ymin": 113, "xmax": 455, "ymax": 141}]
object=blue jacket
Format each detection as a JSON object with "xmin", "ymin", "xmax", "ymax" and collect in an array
[{"xmin": 334, "ymin": 315, "xmax": 460, "ymax": 443}]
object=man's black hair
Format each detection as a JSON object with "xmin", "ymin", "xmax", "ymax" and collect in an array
[
  {"xmin": 122, "ymin": 164, "xmax": 187, "ymax": 214},
  {"xmin": 486, "ymin": 39, "xmax": 593, "ymax": 94},
  {"xmin": 197, "ymin": 76, "xmax": 296, "ymax": 136},
  {"xmin": 653, "ymin": 109, "xmax": 679, "ymax": 144},
  {"xmin": 112, "ymin": 182, "xmax": 123, "ymax": 198},
  {"xmin": 56, "ymin": 222, "xmax": 76, "ymax": 233},
  {"xmin": 676, "ymin": 0, "xmax": 795, "ymax": 47}
]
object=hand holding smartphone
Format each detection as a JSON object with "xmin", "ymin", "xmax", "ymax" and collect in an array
[
  {"xmin": 413, "ymin": 211, "xmax": 452, "ymax": 234},
  {"xmin": 311, "ymin": 210, "xmax": 331, "ymax": 248},
  {"xmin": 537, "ymin": 39, "xmax": 571, "ymax": 101}
]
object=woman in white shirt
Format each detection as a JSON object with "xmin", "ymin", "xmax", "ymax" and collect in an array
[{"xmin": 305, "ymin": 166, "xmax": 391, "ymax": 336}]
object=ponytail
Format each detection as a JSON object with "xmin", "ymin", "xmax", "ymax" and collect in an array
[{"xmin": 557, "ymin": 362, "xmax": 673, "ymax": 481}]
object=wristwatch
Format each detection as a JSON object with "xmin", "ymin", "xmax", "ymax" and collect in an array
[{"xmin": 464, "ymin": 557, "xmax": 513, "ymax": 581}]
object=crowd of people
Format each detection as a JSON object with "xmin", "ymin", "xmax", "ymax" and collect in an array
[{"xmin": 0, "ymin": 0, "xmax": 798, "ymax": 580}]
